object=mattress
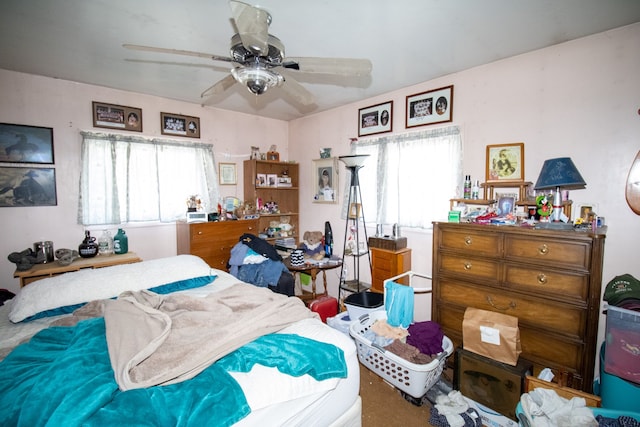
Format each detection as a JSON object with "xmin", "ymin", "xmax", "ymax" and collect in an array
[{"xmin": 0, "ymin": 263, "xmax": 360, "ymax": 426}]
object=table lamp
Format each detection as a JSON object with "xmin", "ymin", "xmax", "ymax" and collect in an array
[{"xmin": 534, "ymin": 157, "xmax": 586, "ymax": 229}]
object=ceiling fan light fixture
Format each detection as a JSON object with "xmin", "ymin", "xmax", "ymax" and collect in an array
[{"xmin": 231, "ymin": 66, "xmax": 283, "ymax": 95}]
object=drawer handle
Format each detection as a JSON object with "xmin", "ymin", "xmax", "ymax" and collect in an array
[
  {"xmin": 537, "ymin": 273, "xmax": 547, "ymax": 285},
  {"xmin": 197, "ymin": 231, "xmax": 203, "ymax": 235},
  {"xmin": 464, "ymin": 236, "xmax": 472, "ymax": 246},
  {"xmin": 486, "ymin": 296, "xmax": 516, "ymax": 311},
  {"xmin": 538, "ymin": 244, "xmax": 549, "ymax": 255},
  {"xmin": 463, "ymin": 261, "xmax": 472, "ymax": 270}
]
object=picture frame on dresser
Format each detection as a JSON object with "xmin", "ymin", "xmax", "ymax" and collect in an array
[{"xmin": 486, "ymin": 143, "xmax": 524, "ymax": 183}]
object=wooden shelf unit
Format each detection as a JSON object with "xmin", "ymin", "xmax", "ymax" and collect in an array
[{"xmin": 243, "ymin": 160, "xmax": 299, "ymax": 244}]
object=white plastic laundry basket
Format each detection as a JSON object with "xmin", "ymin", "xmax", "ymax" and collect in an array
[{"xmin": 350, "ymin": 310, "xmax": 453, "ymax": 399}]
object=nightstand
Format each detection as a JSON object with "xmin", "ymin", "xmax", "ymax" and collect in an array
[{"xmin": 370, "ymin": 247, "xmax": 412, "ymax": 293}]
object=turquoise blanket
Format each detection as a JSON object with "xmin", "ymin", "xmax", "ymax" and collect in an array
[{"xmin": 0, "ymin": 318, "xmax": 346, "ymax": 426}]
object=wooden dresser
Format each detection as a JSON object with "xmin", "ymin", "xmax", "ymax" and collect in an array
[
  {"xmin": 176, "ymin": 219, "xmax": 259, "ymax": 270},
  {"xmin": 432, "ymin": 222, "xmax": 606, "ymax": 392},
  {"xmin": 370, "ymin": 247, "xmax": 412, "ymax": 293}
]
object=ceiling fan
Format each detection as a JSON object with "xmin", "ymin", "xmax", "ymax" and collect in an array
[{"xmin": 123, "ymin": 0, "xmax": 372, "ymax": 106}]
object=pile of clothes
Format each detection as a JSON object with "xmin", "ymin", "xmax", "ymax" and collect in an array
[{"xmin": 228, "ymin": 233, "xmax": 294, "ymax": 296}]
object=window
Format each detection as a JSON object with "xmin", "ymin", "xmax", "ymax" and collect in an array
[
  {"xmin": 349, "ymin": 126, "xmax": 462, "ymax": 229},
  {"xmin": 78, "ymin": 132, "xmax": 219, "ymax": 225}
]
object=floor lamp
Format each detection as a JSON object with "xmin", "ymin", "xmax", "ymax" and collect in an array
[{"xmin": 338, "ymin": 154, "xmax": 371, "ymax": 293}]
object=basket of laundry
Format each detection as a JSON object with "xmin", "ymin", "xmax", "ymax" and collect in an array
[{"xmin": 349, "ymin": 271, "xmax": 453, "ymax": 399}]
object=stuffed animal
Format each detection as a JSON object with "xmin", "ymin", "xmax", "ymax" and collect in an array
[{"xmin": 299, "ymin": 231, "xmax": 325, "ymax": 260}]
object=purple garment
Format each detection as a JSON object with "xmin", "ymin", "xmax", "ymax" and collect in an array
[{"xmin": 407, "ymin": 321, "xmax": 444, "ymax": 355}]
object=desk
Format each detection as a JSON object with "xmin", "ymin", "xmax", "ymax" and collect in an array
[
  {"xmin": 285, "ymin": 259, "xmax": 342, "ymax": 303},
  {"xmin": 14, "ymin": 252, "xmax": 142, "ymax": 287}
]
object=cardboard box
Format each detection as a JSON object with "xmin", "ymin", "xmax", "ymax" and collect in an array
[
  {"xmin": 454, "ymin": 347, "xmax": 532, "ymax": 421},
  {"xmin": 463, "ymin": 307, "xmax": 521, "ymax": 366}
]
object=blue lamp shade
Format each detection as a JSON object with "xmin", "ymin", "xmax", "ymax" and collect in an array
[{"xmin": 534, "ymin": 157, "xmax": 586, "ymax": 190}]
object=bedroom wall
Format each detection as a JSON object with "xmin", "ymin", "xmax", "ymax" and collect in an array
[
  {"xmin": 289, "ymin": 23, "xmax": 640, "ymax": 354},
  {"xmin": 0, "ymin": 70, "xmax": 288, "ymax": 293}
]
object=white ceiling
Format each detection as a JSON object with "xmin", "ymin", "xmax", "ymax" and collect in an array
[{"xmin": 2, "ymin": 0, "xmax": 640, "ymax": 121}]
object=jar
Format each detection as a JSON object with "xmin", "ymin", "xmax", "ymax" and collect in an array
[
  {"xmin": 33, "ymin": 241, "xmax": 54, "ymax": 263},
  {"xmin": 79, "ymin": 231, "xmax": 98, "ymax": 258}
]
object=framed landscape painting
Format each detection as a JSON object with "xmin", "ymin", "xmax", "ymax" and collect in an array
[{"xmin": 0, "ymin": 123, "xmax": 54, "ymax": 164}]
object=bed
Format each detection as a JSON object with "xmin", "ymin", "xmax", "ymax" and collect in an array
[{"xmin": 0, "ymin": 255, "xmax": 361, "ymax": 427}]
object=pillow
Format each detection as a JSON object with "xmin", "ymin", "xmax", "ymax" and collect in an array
[{"xmin": 9, "ymin": 255, "xmax": 216, "ymax": 323}]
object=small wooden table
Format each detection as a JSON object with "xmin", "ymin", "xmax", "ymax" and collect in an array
[
  {"xmin": 14, "ymin": 252, "xmax": 142, "ymax": 287},
  {"xmin": 285, "ymin": 258, "xmax": 342, "ymax": 303}
]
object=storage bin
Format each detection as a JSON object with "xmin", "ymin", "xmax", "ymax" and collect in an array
[
  {"xmin": 604, "ymin": 305, "xmax": 640, "ymax": 384},
  {"xmin": 596, "ymin": 343, "xmax": 640, "ymax": 411},
  {"xmin": 344, "ymin": 291, "xmax": 384, "ymax": 320}
]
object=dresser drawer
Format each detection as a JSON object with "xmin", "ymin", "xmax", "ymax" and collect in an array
[
  {"xmin": 189, "ymin": 221, "xmax": 256, "ymax": 243},
  {"xmin": 504, "ymin": 235, "xmax": 591, "ymax": 270},
  {"xmin": 438, "ymin": 253, "xmax": 499, "ymax": 282},
  {"xmin": 504, "ymin": 264, "xmax": 589, "ymax": 302},
  {"xmin": 438, "ymin": 305, "xmax": 584, "ymax": 380},
  {"xmin": 438, "ymin": 228, "xmax": 501, "ymax": 256},
  {"xmin": 438, "ymin": 279, "xmax": 586, "ymax": 338}
]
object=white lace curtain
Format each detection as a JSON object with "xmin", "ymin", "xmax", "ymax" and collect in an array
[
  {"xmin": 78, "ymin": 131, "xmax": 218, "ymax": 225},
  {"xmin": 349, "ymin": 126, "xmax": 462, "ymax": 229}
]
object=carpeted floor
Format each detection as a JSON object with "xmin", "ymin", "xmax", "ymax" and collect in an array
[{"xmin": 359, "ymin": 363, "xmax": 455, "ymax": 426}]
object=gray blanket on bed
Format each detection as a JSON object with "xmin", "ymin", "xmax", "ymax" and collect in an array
[{"xmin": 100, "ymin": 282, "xmax": 316, "ymax": 391}]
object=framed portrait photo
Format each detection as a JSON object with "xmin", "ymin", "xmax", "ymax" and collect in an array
[
  {"xmin": 0, "ymin": 123, "xmax": 54, "ymax": 164},
  {"xmin": 358, "ymin": 101, "xmax": 393, "ymax": 137},
  {"xmin": 0, "ymin": 166, "xmax": 57, "ymax": 207},
  {"xmin": 486, "ymin": 143, "xmax": 525, "ymax": 183},
  {"xmin": 218, "ymin": 162, "xmax": 237, "ymax": 185},
  {"xmin": 312, "ymin": 157, "xmax": 339, "ymax": 203},
  {"xmin": 93, "ymin": 102, "xmax": 142, "ymax": 132},
  {"xmin": 160, "ymin": 112, "xmax": 200, "ymax": 138},
  {"xmin": 406, "ymin": 85, "xmax": 453, "ymax": 128}
]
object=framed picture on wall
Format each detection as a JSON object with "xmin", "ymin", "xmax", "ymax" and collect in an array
[
  {"xmin": 92, "ymin": 102, "xmax": 142, "ymax": 132},
  {"xmin": 0, "ymin": 166, "xmax": 57, "ymax": 207},
  {"xmin": 358, "ymin": 101, "xmax": 393, "ymax": 136},
  {"xmin": 486, "ymin": 142, "xmax": 525, "ymax": 183},
  {"xmin": 406, "ymin": 85, "xmax": 453, "ymax": 128},
  {"xmin": 0, "ymin": 123, "xmax": 54, "ymax": 164},
  {"xmin": 312, "ymin": 157, "xmax": 339, "ymax": 203},
  {"xmin": 218, "ymin": 162, "xmax": 237, "ymax": 185},
  {"xmin": 160, "ymin": 112, "xmax": 200, "ymax": 138}
]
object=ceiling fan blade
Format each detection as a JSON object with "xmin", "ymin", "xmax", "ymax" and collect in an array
[
  {"xmin": 201, "ymin": 74, "xmax": 237, "ymax": 98},
  {"xmin": 229, "ymin": 0, "xmax": 270, "ymax": 56},
  {"xmin": 280, "ymin": 74, "xmax": 315, "ymax": 107},
  {"xmin": 123, "ymin": 43, "xmax": 233, "ymax": 63},
  {"xmin": 285, "ymin": 57, "xmax": 373, "ymax": 76}
]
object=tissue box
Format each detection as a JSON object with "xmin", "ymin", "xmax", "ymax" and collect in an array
[{"xmin": 454, "ymin": 347, "xmax": 532, "ymax": 421}]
